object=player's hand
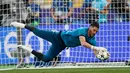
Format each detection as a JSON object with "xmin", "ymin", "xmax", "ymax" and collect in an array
[
  {"xmin": 10, "ymin": 22, "xmax": 25, "ymax": 28},
  {"xmin": 92, "ymin": 46, "xmax": 107, "ymax": 51},
  {"xmin": 95, "ymin": 47, "xmax": 109, "ymax": 57},
  {"xmin": 91, "ymin": 46, "xmax": 107, "ymax": 55}
]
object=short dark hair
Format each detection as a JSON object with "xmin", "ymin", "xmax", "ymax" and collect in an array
[{"xmin": 90, "ymin": 21, "xmax": 99, "ymax": 29}]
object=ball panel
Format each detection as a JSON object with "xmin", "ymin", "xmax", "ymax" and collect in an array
[{"xmin": 96, "ymin": 49, "xmax": 110, "ymax": 61}]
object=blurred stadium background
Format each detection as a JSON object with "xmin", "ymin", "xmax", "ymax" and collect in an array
[{"xmin": 0, "ymin": 0, "xmax": 130, "ymax": 73}]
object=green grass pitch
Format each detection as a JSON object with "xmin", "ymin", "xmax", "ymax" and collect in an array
[{"xmin": 0, "ymin": 68, "xmax": 130, "ymax": 73}]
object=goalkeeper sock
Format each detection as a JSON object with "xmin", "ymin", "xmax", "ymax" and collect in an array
[
  {"xmin": 25, "ymin": 25, "xmax": 35, "ymax": 31},
  {"xmin": 31, "ymin": 50, "xmax": 44, "ymax": 61}
]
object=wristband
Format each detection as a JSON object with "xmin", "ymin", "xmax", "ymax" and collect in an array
[{"xmin": 91, "ymin": 46, "xmax": 94, "ymax": 50}]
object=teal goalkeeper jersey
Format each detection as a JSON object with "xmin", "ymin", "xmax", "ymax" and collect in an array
[{"xmin": 61, "ymin": 27, "xmax": 96, "ymax": 47}]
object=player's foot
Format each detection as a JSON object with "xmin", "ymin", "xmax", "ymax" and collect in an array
[
  {"xmin": 17, "ymin": 45, "xmax": 44, "ymax": 61},
  {"xmin": 10, "ymin": 22, "xmax": 25, "ymax": 28},
  {"xmin": 17, "ymin": 45, "xmax": 33, "ymax": 53}
]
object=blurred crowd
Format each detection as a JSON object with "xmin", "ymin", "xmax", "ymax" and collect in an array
[
  {"xmin": 33, "ymin": 0, "xmax": 130, "ymax": 25},
  {"xmin": 0, "ymin": 0, "xmax": 130, "ymax": 26}
]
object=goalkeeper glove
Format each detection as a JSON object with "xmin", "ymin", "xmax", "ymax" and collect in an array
[{"xmin": 91, "ymin": 46, "xmax": 108, "ymax": 56}]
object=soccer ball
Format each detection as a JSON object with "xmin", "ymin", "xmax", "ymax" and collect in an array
[{"xmin": 96, "ymin": 49, "xmax": 110, "ymax": 61}]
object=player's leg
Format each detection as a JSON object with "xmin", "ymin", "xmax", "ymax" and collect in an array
[
  {"xmin": 43, "ymin": 45, "xmax": 65, "ymax": 61},
  {"xmin": 17, "ymin": 45, "xmax": 45, "ymax": 61},
  {"xmin": 20, "ymin": 47, "xmax": 49, "ymax": 62},
  {"xmin": 31, "ymin": 31, "xmax": 66, "ymax": 61},
  {"xmin": 20, "ymin": 40, "xmax": 66, "ymax": 62},
  {"xmin": 30, "ymin": 44, "xmax": 65, "ymax": 62},
  {"xmin": 10, "ymin": 22, "xmax": 59, "ymax": 43},
  {"xmin": 41, "ymin": 31, "xmax": 66, "ymax": 61},
  {"xmin": 10, "ymin": 22, "xmax": 66, "ymax": 61},
  {"xmin": 25, "ymin": 25, "xmax": 58, "ymax": 43},
  {"xmin": 18, "ymin": 44, "xmax": 65, "ymax": 62}
]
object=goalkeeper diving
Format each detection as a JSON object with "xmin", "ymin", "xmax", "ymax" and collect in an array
[{"xmin": 10, "ymin": 21, "xmax": 109, "ymax": 61}]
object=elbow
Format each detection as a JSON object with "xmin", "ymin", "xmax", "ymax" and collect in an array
[{"xmin": 81, "ymin": 42, "xmax": 86, "ymax": 47}]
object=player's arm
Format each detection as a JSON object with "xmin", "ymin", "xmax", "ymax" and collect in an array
[
  {"xmin": 79, "ymin": 36, "xmax": 107, "ymax": 54},
  {"xmin": 79, "ymin": 36, "xmax": 96, "ymax": 50},
  {"xmin": 79, "ymin": 36, "xmax": 102, "ymax": 55}
]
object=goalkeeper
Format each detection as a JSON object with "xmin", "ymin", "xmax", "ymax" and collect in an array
[{"xmin": 10, "ymin": 21, "xmax": 106, "ymax": 62}]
